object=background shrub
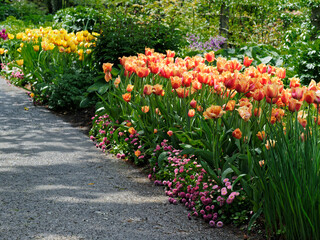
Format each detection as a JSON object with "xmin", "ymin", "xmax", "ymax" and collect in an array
[
  {"xmin": 93, "ymin": 12, "xmax": 186, "ymax": 67},
  {"xmin": 53, "ymin": 6, "xmax": 103, "ymax": 32}
]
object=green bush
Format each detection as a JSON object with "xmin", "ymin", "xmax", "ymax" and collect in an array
[
  {"xmin": 53, "ymin": 6, "xmax": 103, "ymax": 32},
  {"xmin": 93, "ymin": 12, "xmax": 186, "ymax": 67}
]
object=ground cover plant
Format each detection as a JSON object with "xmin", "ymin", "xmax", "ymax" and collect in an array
[{"xmin": 88, "ymin": 48, "xmax": 320, "ymax": 239}]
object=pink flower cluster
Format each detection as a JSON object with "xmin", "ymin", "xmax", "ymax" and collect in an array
[{"xmin": 151, "ymin": 143, "xmax": 242, "ymax": 228}]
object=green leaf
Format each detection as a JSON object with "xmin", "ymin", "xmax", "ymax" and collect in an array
[{"xmin": 158, "ymin": 152, "xmax": 168, "ymax": 168}]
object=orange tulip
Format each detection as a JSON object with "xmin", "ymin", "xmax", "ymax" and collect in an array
[
  {"xmin": 126, "ymin": 84, "xmax": 134, "ymax": 92},
  {"xmin": 114, "ymin": 75, "xmax": 121, "ymax": 88},
  {"xmin": 176, "ymin": 87, "xmax": 189, "ymax": 98},
  {"xmin": 145, "ymin": 47, "xmax": 154, "ymax": 56},
  {"xmin": 205, "ymin": 51, "xmax": 215, "ymax": 62},
  {"xmin": 256, "ymin": 131, "xmax": 266, "ymax": 141},
  {"xmin": 225, "ymin": 60, "xmax": 242, "ymax": 73},
  {"xmin": 141, "ymin": 106, "xmax": 150, "ymax": 113},
  {"xmin": 153, "ymin": 84, "xmax": 164, "ymax": 96},
  {"xmin": 267, "ymin": 65, "xmax": 276, "ymax": 75},
  {"xmin": 216, "ymin": 57, "xmax": 227, "ymax": 73},
  {"xmin": 264, "ymin": 83, "xmax": 279, "ymax": 99},
  {"xmin": 288, "ymin": 98, "xmax": 302, "ymax": 112},
  {"xmin": 166, "ymin": 50, "xmax": 175, "ymax": 58},
  {"xmin": 122, "ymin": 93, "xmax": 131, "ymax": 102},
  {"xmin": 143, "ymin": 85, "xmax": 153, "ymax": 95},
  {"xmin": 252, "ymin": 89, "xmax": 265, "ymax": 101},
  {"xmin": 136, "ymin": 67, "xmax": 150, "ymax": 78},
  {"xmin": 289, "ymin": 77, "xmax": 300, "ymax": 88},
  {"xmin": 203, "ymin": 105, "xmax": 225, "ymax": 119},
  {"xmin": 104, "ymin": 72, "xmax": 112, "ymax": 82},
  {"xmin": 232, "ymin": 128, "xmax": 242, "ymax": 139},
  {"xmin": 224, "ymin": 100, "xmax": 236, "ymax": 111},
  {"xmin": 304, "ymin": 90, "xmax": 315, "ymax": 104},
  {"xmin": 192, "ymin": 80, "xmax": 202, "ymax": 90},
  {"xmin": 276, "ymin": 67, "xmax": 286, "ymax": 79},
  {"xmin": 154, "ymin": 129, "xmax": 158, "ymax": 134},
  {"xmin": 223, "ymin": 72, "xmax": 236, "ymax": 89},
  {"xmin": 128, "ymin": 127, "xmax": 136, "ymax": 135},
  {"xmin": 188, "ymin": 109, "xmax": 195, "ymax": 117},
  {"xmin": 197, "ymin": 105, "xmax": 203, "ymax": 112},
  {"xmin": 257, "ymin": 63, "xmax": 267, "ymax": 74},
  {"xmin": 235, "ymin": 78, "xmax": 249, "ymax": 93},
  {"xmin": 170, "ymin": 76, "xmax": 182, "ymax": 89},
  {"xmin": 243, "ymin": 56, "xmax": 253, "ymax": 67},
  {"xmin": 102, "ymin": 63, "xmax": 113, "ymax": 73},
  {"xmin": 237, "ymin": 106, "xmax": 252, "ymax": 121}
]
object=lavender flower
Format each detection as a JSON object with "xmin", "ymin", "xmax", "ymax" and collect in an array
[{"xmin": 186, "ymin": 33, "xmax": 226, "ymax": 52}]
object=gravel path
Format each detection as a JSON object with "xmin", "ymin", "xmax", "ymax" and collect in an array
[{"xmin": 0, "ymin": 77, "xmax": 242, "ymax": 240}]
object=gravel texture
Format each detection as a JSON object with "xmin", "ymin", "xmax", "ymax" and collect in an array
[{"xmin": 0, "ymin": 77, "xmax": 242, "ymax": 240}]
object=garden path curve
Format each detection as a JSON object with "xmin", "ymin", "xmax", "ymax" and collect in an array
[{"xmin": 0, "ymin": 77, "xmax": 242, "ymax": 240}]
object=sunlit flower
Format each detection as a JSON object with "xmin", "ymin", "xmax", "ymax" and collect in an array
[
  {"xmin": 205, "ymin": 51, "xmax": 215, "ymax": 62},
  {"xmin": 122, "ymin": 93, "xmax": 131, "ymax": 102},
  {"xmin": 288, "ymin": 98, "xmax": 302, "ymax": 112},
  {"xmin": 104, "ymin": 72, "xmax": 112, "ymax": 82},
  {"xmin": 203, "ymin": 105, "xmax": 225, "ymax": 119},
  {"xmin": 243, "ymin": 56, "xmax": 253, "ymax": 67},
  {"xmin": 264, "ymin": 83, "xmax": 279, "ymax": 99},
  {"xmin": 167, "ymin": 130, "xmax": 173, "ymax": 136},
  {"xmin": 170, "ymin": 76, "xmax": 182, "ymax": 89},
  {"xmin": 276, "ymin": 67, "xmax": 286, "ymax": 79}
]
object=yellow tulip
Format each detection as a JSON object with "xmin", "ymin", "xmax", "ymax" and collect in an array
[
  {"xmin": 16, "ymin": 60, "xmax": 24, "ymax": 66},
  {"xmin": 33, "ymin": 45, "xmax": 40, "ymax": 52}
]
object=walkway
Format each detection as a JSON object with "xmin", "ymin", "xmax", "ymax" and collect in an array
[{"xmin": 0, "ymin": 77, "xmax": 241, "ymax": 240}]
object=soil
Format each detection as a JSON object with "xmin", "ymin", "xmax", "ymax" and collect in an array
[{"xmin": 51, "ymin": 106, "xmax": 96, "ymax": 135}]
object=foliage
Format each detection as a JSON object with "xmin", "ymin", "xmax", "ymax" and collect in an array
[{"xmin": 53, "ymin": 6, "xmax": 103, "ymax": 32}]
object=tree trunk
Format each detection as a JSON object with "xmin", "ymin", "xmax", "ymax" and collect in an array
[{"xmin": 219, "ymin": 2, "xmax": 229, "ymax": 48}]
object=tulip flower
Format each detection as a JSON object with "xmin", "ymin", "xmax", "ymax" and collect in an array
[
  {"xmin": 126, "ymin": 84, "xmax": 134, "ymax": 92},
  {"xmin": 203, "ymin": 105, "xmax": 225, "ymax": 119},
  {"xmin": 143, "ymin": 85, "xmax": 153, "ymax": 95},
  {"xmin": 188, "ymin": 109, "xmax": 195, "ymax": 117},
  {"xmin": 122, "ymin": 93, "xmax": 131, "ymax": 102},
  {"xmin": 205, "ymin": 51, "xmax": 215, "ymax": 63},
  {"xmin": 232, "ymin": 128, "xmax": 242, "ymax": 139},
  {"xmin": 243, "ymin": 56, "xmax": 253, "ymax": 67}
]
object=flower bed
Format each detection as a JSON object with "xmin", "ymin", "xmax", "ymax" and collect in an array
[{"xmin": 89, "ymin": 48, "xmax": 320, "ymax": 239}]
